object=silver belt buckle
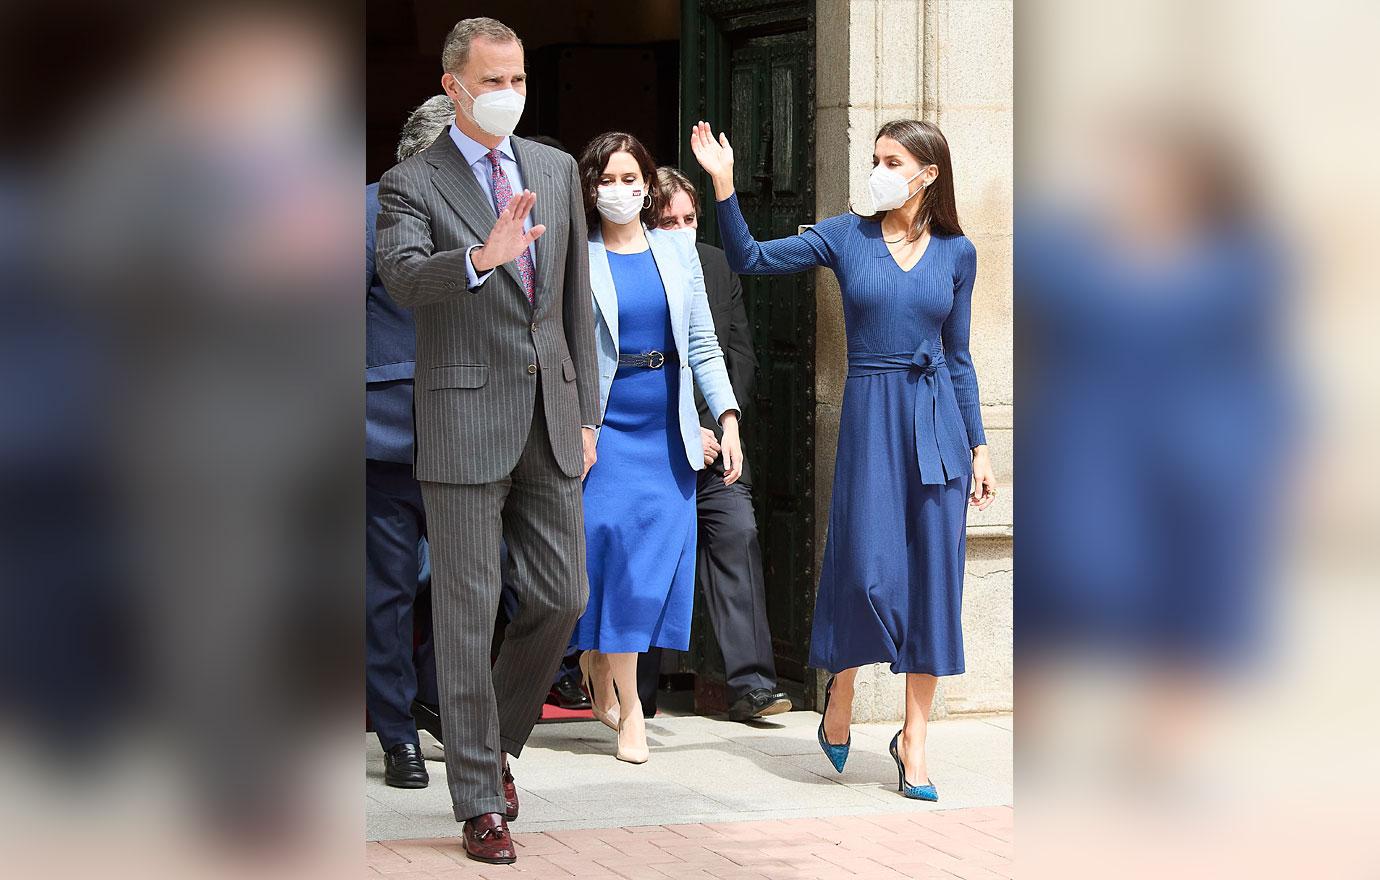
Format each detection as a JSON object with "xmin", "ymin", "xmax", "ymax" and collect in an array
[{"xmin": 647, "ymin": 350, "xmax": 665, "ymax": 369}]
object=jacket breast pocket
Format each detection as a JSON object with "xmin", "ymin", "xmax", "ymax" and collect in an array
[
  {"xmin": 561, "ymin": 356, "xmax": 577, "ymax": 383},
  {"xmin": 428, "ymin": 364, "xmax": 489, "ymax": 390}
]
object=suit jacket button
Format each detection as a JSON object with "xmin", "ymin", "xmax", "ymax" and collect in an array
[
  {"xmin": 527, "ymin": 364, "xmax": 537, "ymax": 374},
  {"xmin": 530, "ymin": 322, "xmax": 538, "ymax": 333}
]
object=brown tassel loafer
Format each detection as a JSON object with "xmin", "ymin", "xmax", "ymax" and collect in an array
[{"xmin": 462, "ymin": 812, "xmax": 516, "ymax": 864}]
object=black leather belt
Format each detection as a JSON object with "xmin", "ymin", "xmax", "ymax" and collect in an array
[{"xmin": 617, "ymin": 349, "xmax": 677, "ymax": 369}]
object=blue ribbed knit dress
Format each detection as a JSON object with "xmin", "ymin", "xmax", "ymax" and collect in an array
[
  {"xmin": 573, "ymin": 249, "xmax": 698, "ymax": 654},
  {"xmin": 716, "ymin": 194, "xmax": 986, "ymax": 676}
]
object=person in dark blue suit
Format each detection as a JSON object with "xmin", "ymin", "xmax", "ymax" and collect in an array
[{"xmin": 366, "ymin": 95, "xmax": 454, "ymax": 789}]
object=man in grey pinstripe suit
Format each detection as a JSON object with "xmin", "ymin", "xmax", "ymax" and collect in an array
[{"xmin": 375, "ymin": 18, "xmax": 598, "ymax": 864}]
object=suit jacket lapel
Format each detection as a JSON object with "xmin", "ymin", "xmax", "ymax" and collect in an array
[
  {"xmin": 587, "ymin": 232, "xmax": 619, "ymax": 352},
  {"xmin": 425, "ymin": 129, "xmax": 525, "ymax": 293},
  {"xmin": 512, "ymin": 137, "xmax": 557, "ymax": 312}
]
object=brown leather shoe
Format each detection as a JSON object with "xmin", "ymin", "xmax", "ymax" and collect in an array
[
  {"xmin": 502, "ymin": 760, "xmax": 519, "ymax": 821},
  {"xmin": 462, "ymin": 813, "xmax": 515, "ymax": 864}
]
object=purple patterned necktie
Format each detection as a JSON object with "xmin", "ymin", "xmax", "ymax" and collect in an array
[{"xmin": 486, "ymin": 148, "xmax": 536, "ymax": 306}]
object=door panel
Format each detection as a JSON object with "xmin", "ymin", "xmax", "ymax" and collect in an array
[{"xmin": 681, "ymin": 0, "xmax": 817, "ymax": 707}]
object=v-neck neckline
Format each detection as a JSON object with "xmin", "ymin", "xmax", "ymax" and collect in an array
[
  {"xmin": 881, "ymin": 227, "xmax": 933, "ymax": 273},
  {"xmin": 872, "ymin": 217, "xmax": 938, "ymax": 273}
]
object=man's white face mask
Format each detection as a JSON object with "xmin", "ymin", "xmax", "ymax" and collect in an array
[{"xmin": 455, "ymin": 78, "xmax": 525, "ymax": 138}]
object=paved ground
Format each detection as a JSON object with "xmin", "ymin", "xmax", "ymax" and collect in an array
[
  {"xmin": 366, "ymin": 710, "xmax": 1011, "ymax": 877},
  {"xmin": 367, "ymin": 711, "xmax": 1012, "ymax": 840},
  {"xmin": 366, "ymin": 805, "xmax": 1014, "ymax": 879}
]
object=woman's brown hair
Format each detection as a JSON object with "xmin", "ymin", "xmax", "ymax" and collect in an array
[
  {"xmin": 576, "ymin": 131, "xmax": 663, "ymax": 230},
  {"xmin": 859, "ymin": 119, "xmax": 964, "ymax": 239}
]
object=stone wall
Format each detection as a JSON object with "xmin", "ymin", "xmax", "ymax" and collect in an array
[{"xmin": 813, "ymin": 0, "xmax": 1013, "ymax": 718}]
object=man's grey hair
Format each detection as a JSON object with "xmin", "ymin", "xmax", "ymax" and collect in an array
[
  {"xmin": 396, "ymin": 95, "xmax": 454, "ymax": 162},
  {"xmin": 441, "ymin": 17, "xmax": 522, "ymax": 76}
]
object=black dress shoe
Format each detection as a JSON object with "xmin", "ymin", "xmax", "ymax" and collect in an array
[
  {"xmin": 728, "ymin": 688, "xmax": 793, "ymax": 722},
  {"xmin": 547, "ymin": 674, "xmax": 592, "ymax": 710},
  {"xmin": 411, "ymin": 700, "xmax": 444, "ymax": 745},
  {"xmin": 383, "ymin": 743, "xmax": 428, "ymax": 788}
]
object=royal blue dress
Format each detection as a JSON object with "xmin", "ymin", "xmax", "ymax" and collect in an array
[
  {"xmin": 717, "ymin": 194, "xmax": 986, "ymax": 676},
  {"xmin": 572, "ymin": 249, "xmax": 698, "ymax": 653}
]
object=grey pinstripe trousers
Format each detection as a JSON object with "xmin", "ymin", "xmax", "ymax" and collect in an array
[{"xmin": 420, "ymin": 390, "xmax": 588, "ymax": 822}]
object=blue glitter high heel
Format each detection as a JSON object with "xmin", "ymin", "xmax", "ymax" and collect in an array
[
  {"xmin": 816, "ymin": 675, "xmax": 850, "ymax": 773},
  {"xmin": 889, "ymin": 730, "xmax": 938, "ymax": 801}
]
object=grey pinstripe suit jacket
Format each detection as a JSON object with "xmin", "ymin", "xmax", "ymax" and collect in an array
[{"xmin": 375, "ymin": 129, "xmax": 601, "ymax": 485}]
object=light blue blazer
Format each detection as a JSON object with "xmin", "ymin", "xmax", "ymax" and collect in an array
[{"xmin": 589, "ymin": 226, "xmax": 740, "ymax": 472}]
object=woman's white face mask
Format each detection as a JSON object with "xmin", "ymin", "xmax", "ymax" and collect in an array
[
  {"xmin": 597, "ymin": 184, "xmax": 645, "ymax": 225},
  {"xmin": 869, "ymin": 165, "xmax": 926, "ymax": 212}
]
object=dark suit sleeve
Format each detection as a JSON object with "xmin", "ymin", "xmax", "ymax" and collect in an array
[
  {"xmin": 697, "ymin": 245, "xmax": 756, "ymax": 434},
  {"xmin": 375, "ymin": 164, "xmax": 477, "ymax": 309},
  {"xmin": 562, "ymin": 156, "xmax": 601, "ymax": 427},
  {"xmin": 722, "ymin": 263, "xmax": 756, "ymax": 419}
]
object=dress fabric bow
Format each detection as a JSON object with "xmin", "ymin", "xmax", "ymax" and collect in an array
[{"xmin": 846, "ymin": 338, "xmax": 970, "ymax": 485}]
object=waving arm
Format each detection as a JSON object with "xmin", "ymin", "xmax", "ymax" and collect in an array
[{"xmin": 691, "ymin": 121, "xmax": 835, "ymax": 276}]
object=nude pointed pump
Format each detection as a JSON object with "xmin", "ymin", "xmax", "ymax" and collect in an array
[
  {"xmin": 578, "ymin": 651, "xmax": 620, "ymax": 732},
  {"xmin": 615, "ymin": 714, "xmax": 649, "ymax": 764}
]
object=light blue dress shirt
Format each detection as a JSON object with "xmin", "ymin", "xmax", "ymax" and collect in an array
[{"xmin": 448, "ymin": 124, "xmax": 536, "ymax": 290}]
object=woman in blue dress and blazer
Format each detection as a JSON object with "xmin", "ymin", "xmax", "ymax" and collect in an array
[
  {"xmin": 571, "ymin": 132, "xmax": 742, "ymax": 764},
  {"xmin": 691, "ymin": 119, "xmax": 997, "ymax": 800}
]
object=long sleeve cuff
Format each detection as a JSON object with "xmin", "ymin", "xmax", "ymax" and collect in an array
[
  {"xmin": 465, "ymin": 245, "xmax": 496, "ymax": 290},
  {"xmin": 967, "ymin": 422, "xmax": 988, "ymax": 449}
]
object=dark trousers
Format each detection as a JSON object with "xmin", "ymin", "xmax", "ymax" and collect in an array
[
  {"xmin": 637, "ymin": 473, "xmax": 778, "ymax": 711},
  {"xmin": 365, "ymin": 459, "xmax": 437, "ymax": 750}
]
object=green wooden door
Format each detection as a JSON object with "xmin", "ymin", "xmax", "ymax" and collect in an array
[{"xmin": 680, "ymin": 0, "xmax": 819, "ymax": 710}]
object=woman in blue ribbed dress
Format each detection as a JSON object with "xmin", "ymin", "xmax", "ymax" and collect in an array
[
  {"xmin": 691, "ymin": 119, "xmax": 998, "ymax": 799},
  {"xmin": 571, "ymin": 132, "xmax": 742, "ymax": 764}
]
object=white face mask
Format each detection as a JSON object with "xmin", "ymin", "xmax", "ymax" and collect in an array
[
  {"xmin": 869, "ymin": 165, "xmax": 926, "ymax": 212},
  {"xmin": 455, "ymin": 80, "xmax": 526, "ymax": 138},
  {"xmin": 596, "ymin": 184, "xmax": 645, "ymax": 225}
]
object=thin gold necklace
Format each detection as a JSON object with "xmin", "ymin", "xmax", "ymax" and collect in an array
[
  {"xmin": 883, "ymin": 219, "xmax": 927, "ymax": 245},
  {"xmin": 884, "ymin": 230, "xmax": 926, "ymax": 245}
]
